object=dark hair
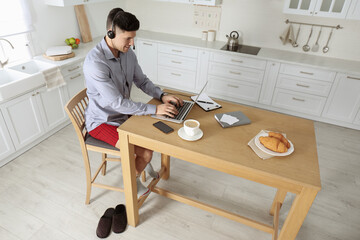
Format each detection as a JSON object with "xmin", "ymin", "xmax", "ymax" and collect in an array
[{"xmin": 106, "ymin": 8, "xmax": 140, "ymax": 32}]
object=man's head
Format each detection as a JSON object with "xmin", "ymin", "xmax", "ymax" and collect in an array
[{"xmin": 106, "ymin": 8, "xmax": 139, "ymax": 53}]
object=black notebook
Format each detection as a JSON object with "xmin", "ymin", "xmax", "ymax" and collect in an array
[{"xmin": 214, "ymin": 111, "xmax": 251, "ymax": 128}]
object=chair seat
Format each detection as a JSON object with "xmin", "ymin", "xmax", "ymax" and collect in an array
[{"xmin": 85, "ymin": 133, "xmax": 119, "ymax": 151}]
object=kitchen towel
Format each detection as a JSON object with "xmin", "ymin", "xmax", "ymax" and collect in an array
[
  {"xmin": 279, "ymin": 24, "xmax": 295, "ymax": 45},
  {"xmin": 43, "ymin": 67, "xmax": 66, "ymax": 90},
  {"xmin": 248, "ymin": 130, "xmax": 274, "ymax": 160}
]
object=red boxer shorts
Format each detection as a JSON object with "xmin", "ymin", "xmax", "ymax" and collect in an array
[{"xmin": 89, "ymin": 123, "xmax": 119, "ymax": 147}]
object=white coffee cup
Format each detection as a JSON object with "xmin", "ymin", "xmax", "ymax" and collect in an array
[
  {"xmin": 207, "ymin": 30, "xmax": 216, "ymax": 41},
  {"xmin": 201, "ymin": 31, "xmax": 208, "ymax": 41},
  {"xmin": 184, "ymin": 119, "xmax": 200, "ymax": 137}
]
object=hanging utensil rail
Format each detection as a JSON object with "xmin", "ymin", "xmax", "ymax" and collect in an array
[{"xmin": 285, "ymin": 19, "xmax": 343, "ymax": 29}]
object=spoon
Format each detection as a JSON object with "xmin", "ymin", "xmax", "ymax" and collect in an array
[
  {"xmin": 323, "ymin": 28, "xmax": 333, "ymax": 53},
  {"xmin": 311, "ymin": 27, "xmax": 322, "ymax": 52},
  {"xmin": 302, "ymin": 26, "xmax": 313, "ymax": 52},
  {"xmin": 292, "ymin": 24, "xmax": 301, "ymax": 47}
]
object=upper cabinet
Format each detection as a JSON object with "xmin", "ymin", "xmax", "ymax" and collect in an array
[
  {"xmin": 44, "ymin": 0, "xmax": 114, "ymax": 7},
  {"xmin": 346, "ymin": 0, "xmax": 360, "ymax": 19},
  {"xmin": 283, "ymin": 0, "xmax": 353, "ymax": 19}
]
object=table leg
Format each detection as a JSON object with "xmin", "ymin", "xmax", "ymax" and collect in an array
[
  {"xmin": 161, "ymin": 154, "xmax": 170, "ymax": 180},
  {"xmin": 118, "ymin": 131, "xmax": 139, "ymax": 227},
  {"xmin": 278, "ymin": 187, "xmax": 318, "ymax": 240},
  {"xmin": 270, "ymin": 189, "xmax": 287, "ymax": 216}
]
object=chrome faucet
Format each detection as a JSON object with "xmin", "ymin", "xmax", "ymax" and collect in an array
[{"xmin": 0, "ymin": 38, "xmax": 15, "ymax": 69}]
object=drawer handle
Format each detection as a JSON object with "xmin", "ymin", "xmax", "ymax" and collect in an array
[
  {"xmin": 32, "ymin": 92, "xmax": 40, "ymax": 96},
  {"xmin": 347, "ymin": 76, "xmax": 360, "ymax": 80},
  {"xmin": 68, "ymin": 66, "xmax": 80, "ymax": 72},
  {"xmin": 143, "ymin": 43, "xmax": 153, "ymax": 46},
  {"xmin": 292, "ymin": 97, "xmax": 305, "ymax": 102},
  {"xmin": 296, "ymin": 83, "xmax": 310, "ymax": 88},
  {"xmin": 299, "ymin": 71, "xmax": 314, "ymax": 75},
  {"xmin": 231, "ymin": 59, "xmax": 243, "ymax": 63},
  {"xmin": 172, "ymin": 49, "xmax": 182, "ymax": 53},
  {"xmin": 171, "ymin": 73, "xmax": 181, "ymax": 77},
  {"xmin": 229, "ymin": 71, "xmax": 241, "ymax": 75},
  {"xmin": 227, "ymin": 84, "xmax": 239, "ymax": 88},
  {"xmin": 171, "ymin": 60, "xmax": 182, "ymax": 64},
  {"xmin": 70, "ymin": 73, "xmax": 82, "ymax": 79}
]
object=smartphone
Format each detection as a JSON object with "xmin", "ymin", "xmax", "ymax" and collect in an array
[{"xmin": 153, "ymin": 121, "xmax": 174, "ymax": 134}]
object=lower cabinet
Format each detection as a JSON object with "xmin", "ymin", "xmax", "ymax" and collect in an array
[
  {"xmin": 0, "ymin": 90, "xmax": 45, "ymax": 150},
  {"xmin": 322, "ymin": 73, "xmax": 360, "ymax": 123},
  {"xmin": 0, "ymin": 110, "xmax": 15, "ymax": 160},
  {"xmin": 37, "ymin": 86, "xmax": 68, "ymax": 132}
]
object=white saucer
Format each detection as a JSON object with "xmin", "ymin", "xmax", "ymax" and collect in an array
[{"xmin": 178, "ymin": 127, "xmax": 203, "ymax": 141}]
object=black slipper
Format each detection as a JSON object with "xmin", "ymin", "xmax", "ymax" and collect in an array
[
  {"xmin": 96, "ymin": 208, "xmax": 115, "ymax": 238},
  {"xmin": 112, "ymin": 204, "xmax": 127, "ymax": 233}
]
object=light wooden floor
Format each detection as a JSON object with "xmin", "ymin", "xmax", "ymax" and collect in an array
[{"xmin": 1, "ymin": 88, "xmax": 360, "ymax": 240}]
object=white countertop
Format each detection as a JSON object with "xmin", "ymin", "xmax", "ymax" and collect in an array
[{"xmin": 35, "ymin": 30, "xmax": 360, "ymax": 76}]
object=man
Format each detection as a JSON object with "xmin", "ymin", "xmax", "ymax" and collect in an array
[{"xmin": 84, "ymin": 8, "xmax": 183, "ymax": 197}]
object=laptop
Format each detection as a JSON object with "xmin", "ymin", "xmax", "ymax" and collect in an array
[{"xmin": 152, "ymin": 82, "xmax": 208, "ymax": 124}]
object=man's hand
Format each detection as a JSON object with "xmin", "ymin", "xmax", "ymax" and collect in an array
[
  {"xmin": 161, "ymin": 94, "xmax": 184, "ymax": 107},
  {"xmin": 156, "ymin": 103, "xmax": 179, "ymax": 118}
]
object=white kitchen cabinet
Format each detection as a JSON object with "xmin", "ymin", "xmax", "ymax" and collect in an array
[
  {"xmin": 259, "ymin": 62, "xmax": 280, "ymax": 105},
  {"xmin": 137, "ymin": 40, "xmax": 158, "ymax": 83},
  {"xmin": 61, "ymin": 60, "xmax": 86, "ymax": 99},
  {"xmin": 0, "ymin": 110, "xmax": 15, "ymax": 162},
  {"xmin": 157, "ymin": 43, "xmax": 198, "ymax": 91},
  {"xmin": 346, "ymin": 0, "xmax": 360, "ymax": 20},
  {"xmin": 322, "ymin": 73, "xmax": 360, "ymax": 123},
  {"xmin": 37, "ymin": 87, "xmax": 68, "ymax": 132},
  {"xmin": 0, "ymin": 90, "xmax": 45, "ymax": 150},
  {"xmin": 44, "ymin": 0, "xmax": 114, "ymax": 7},
  {"xmin": 283, "ymin": 0, "xmax": 352, "ymax": 18}
]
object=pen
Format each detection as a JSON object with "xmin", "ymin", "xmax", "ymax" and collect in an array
[{"xmin": 197, "ymin": 100, "xmax": 213, "ymax": 104}]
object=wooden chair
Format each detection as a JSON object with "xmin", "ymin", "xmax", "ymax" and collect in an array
[{"xmin": 65, "ymin": 88, "xmax": 145, "ymax": 204}]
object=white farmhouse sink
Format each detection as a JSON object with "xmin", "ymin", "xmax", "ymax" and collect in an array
[
  {"xmin": 9, "ymin": 60, "xmax": 54, "ymax": 74},
  {"xmin": 0, "ymin": 69, "xmax": 46, "ymax": 102}
]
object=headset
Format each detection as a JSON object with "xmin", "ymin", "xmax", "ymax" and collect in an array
[{"xmin": 107, "ymin": 10, "xmax": 135, "ymax": 50}]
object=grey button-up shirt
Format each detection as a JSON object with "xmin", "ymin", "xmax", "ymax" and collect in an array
[{"xmin": 84, "ymin": 38, "xmax": 163, "ymax": 132}]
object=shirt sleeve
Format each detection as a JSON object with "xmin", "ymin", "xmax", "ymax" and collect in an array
[{"xmin": 84, "ymin": 59, "xmax": 157, "ymax": 115}]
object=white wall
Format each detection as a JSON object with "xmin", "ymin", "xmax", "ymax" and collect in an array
[{"xmin": 28, "ymin": 0, "xmax": 360, "ymax": 61}]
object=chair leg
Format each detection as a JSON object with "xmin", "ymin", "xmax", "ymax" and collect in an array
[
  {"xmin": 102, "ymin": 153, "xmax": 107, "ymax": 176},
  {"xmin": 141, "ymin": 171, "xmax": 146, "ymax": 182},
  {"xmin": 81, "ymin": 148, "xmax": 92, "ymax": 205}
]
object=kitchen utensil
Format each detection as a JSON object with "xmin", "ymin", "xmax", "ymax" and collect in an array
[
  {"xmin": 292, "ymin": 24, "xmax": 301, "ymax": 47},
  {"xmin": 323, "ymin": 28, "xmax": 333, "ymax": 53},
  {"xmin": 302, "ymin": 26, "xmax": 313, "ymax": 52},
  {"xmin": 226, "ymin": 31, "xmax": 239, "ymax": 51},
  {"xmin": 43, "ymin": 52, "xmax": 75, "ymax": 61},
  {"xmin": 311, "ymin": 27, "xmax": 322, "ymax": 52}
]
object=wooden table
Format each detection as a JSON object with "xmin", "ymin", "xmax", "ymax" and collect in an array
[{"xmin": 118, "ymin": 90, "xmax": 321, "ymax": 240}]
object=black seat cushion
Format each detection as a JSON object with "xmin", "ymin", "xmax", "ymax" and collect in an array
[{"xmin": 85, "ymin": 133, "xmax": 119, "ymax": 151}]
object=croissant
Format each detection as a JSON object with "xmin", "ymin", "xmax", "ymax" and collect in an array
[
  {"xmin": 259, "ymin": 136, "xmax": 288, "ymax": 153},
  {"xmin": 268, "ymin": 132, "xmax": 290, "ymax": 148}
]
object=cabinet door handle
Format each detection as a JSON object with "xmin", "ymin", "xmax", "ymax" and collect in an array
[
  {"xmin": 296, "ymin": 83, "xmax": 310, "ymax": 88},
  {"xmin": 292, "ymin": 97, "xmax": 305, "ymax": 102},
  {"xmin": 68, "ymin": 66, "xmax": 80, "ymax": 72},
  {"xmin": 347, "ymin": 76, "xmax": 360, "ymax": 80},
  {"xmin": 143, "ymin": 42, "xmax": 153, "ymax": 46},
  {"xmin": 171, "ymin": 60, "xmax": 182, "ymax": 64},
  {"xmin": 227, "ymin": 84, "xmax": 239, "ymax": 88},
  {"xmin": 172, "ymin": 49, "xmax": 182, "ymax": 53},
  {"xmin": 171, "ymin": 73, "xmax": 181, "ymax": 76},
  {"xmin": 229, "ymin": 71, "xmax": 241, "ymax": 75},
  {"xmin": 299, "ymin": 71, "xmax": 314, "ymax": 75},
  {"xmin": 231, "ymin": 59, "xmax": 243, "ymax": 63},
  {"xmin": 70, "ymin": 73, "xmax": 82, "ymax": 79}
]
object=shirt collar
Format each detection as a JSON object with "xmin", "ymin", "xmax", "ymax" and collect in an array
[{"xmin": 101, "ymin": 37, "xmax": 120, "ymax": 60}]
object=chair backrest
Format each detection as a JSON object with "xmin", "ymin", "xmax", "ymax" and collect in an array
[{"xmin": 64, "ymin": 88, "xmax": 89, "ymax": 142}]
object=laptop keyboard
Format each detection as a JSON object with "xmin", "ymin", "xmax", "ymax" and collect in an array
[{"xmin": 167, "ymin": 101, "xmax": 193, "ymax": 120}]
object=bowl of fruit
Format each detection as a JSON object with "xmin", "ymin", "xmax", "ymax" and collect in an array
[{"xmin": 65, "ymin": 37, "xmax": 80, "ymax": 49}]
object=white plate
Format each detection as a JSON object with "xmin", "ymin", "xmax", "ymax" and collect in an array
[
  {"xmin": 178, "ymin": 127, "xmax": 203, "ymax": 141},
  {"xmin": 254, "ymin": 132, "xmax": 294, "ymax": 156}
]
